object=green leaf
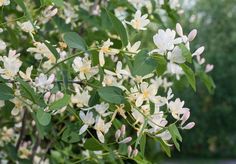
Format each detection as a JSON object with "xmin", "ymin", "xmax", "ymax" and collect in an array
[
  {"xmin": 168, "ymin": 124, "xmax": 182, "ymax": 151},
  {"xmin": 140, "ymin": 134, "xmax": 146, "ymax": 157},
  {"xmin": 61, "ymin": 127, "xmax": 82, "ymax": 143},
  {"xmin": 155, "ymin": 138, "xmax": 171, "ymax": 157},
  {"xmin": 49, "ymin": 94, "xmax": 70, "ymax": 111},
  {"xmin": 179, "ymin": 44, "xmax": 192, "ymax": 63},
  {"xmin": 98, "ymin": 86, "xmax": 125, "ymax": 104},
  {"xmin": 44, "ymin": 41, "xmax": 60, "ymax": 60},
  {"xmin": 16, "ymin": 78, "xmax": 45, "ymax": 107},
  {"xmin": 152, "ymin": 54, "xmax": 167, "ymax": 76},
  {"xmin": 133, "ymin": 50, "xmax": 157, "ymax": 76},
  {"xmin": 0, "ymin": 84, "xmax": 14, "ymax": 100},
  {"xmin": 89, "ymin": 91, "xmax": 100, "ymax": 106},
  {"xmin": 51, "ymin": 0, "xmax": 63, "ymax": 7},
  {"xmin": 36, "ymin": 109, "xmax": 51, "ymax": 126},
  {"xmin": 84, "ymin": 138, "xmax": 104, "ymax": 151},
  {"xmin": 199, "ymin": 72, "xmax": 215, "ymax": 94},
  {"xmin": 63, "ymin": 32, "xmax": 87, "ymax": 51},
  {"xmin": 180, "ymin": 64, "xmax": 196, "ymax": 91},
  {"xmin": 105, "ymin": 9, "xmax": 128, "ymax": 47}
]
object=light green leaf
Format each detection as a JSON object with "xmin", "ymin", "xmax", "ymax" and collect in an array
[
  {"xmin": 98, "ymin": 86, "xmax": 125, "ymax": 104},
  {"xmin": 36, "ymin": 109, "xmax": 51, "ymax": 126},
  {"xmin": 63, "ymin": 32, "xmax": 87, "ymax": 51},
  {"xmin": 168, "ymin": 124, "xmax": 182, "ymax": 151},
  {"xmin": 180, "ymin": 64, "xmax": 196, "ymax": 91},
  {"xmin": 49, "ymin": 94, "xmax": 70, "ymax": 111},
  {"xmin": 105, "ymin": 9, "xmax": 128, "ymax": 47},
  {"xmin": 0, "ymin": 84, "xmax": 14, "ymax": 100},
  {"xmin": 133, "ymin": 50, "xmax": 157, "ymax": 76},
  {"xmin": 51, "ymin": 0, "xmax": 63, "ymax": 7},
  {"xmin": 179, "ymin": 44, "xmax": 192, "ymax": 63}
]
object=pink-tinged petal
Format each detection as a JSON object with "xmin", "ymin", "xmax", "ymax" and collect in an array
[
  {"xmin": 99, "ymin": 51, "xmax": 105, "ymax": 67},
  {"xmin": 182, "ymin": 122, "xmax": 195, "ymax": 130}
]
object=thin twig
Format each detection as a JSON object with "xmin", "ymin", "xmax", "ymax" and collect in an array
[{"xmin": 16, "ymin": 109, "xmax": 27, "ymax": 150}]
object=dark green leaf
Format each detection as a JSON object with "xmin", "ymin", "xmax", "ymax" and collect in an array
[
  {"xmin": 133, "ymin": 50, "xmax": 157, "ymax": 76},
  {"xmin": 61, "ymin": 127, "xmax": 82, "ymax": 143},
  {"xmin": 199, "ymin": 72, "xmax": 215, "ymax": 94},
  {"xmin": 180, "ymin": 64, "xmax": 196, "ymax": 91},
  {"xmin": 140, "ymin": 134, "xmax": 146, "ymax": 157},
  {"xmin": 0, "ymin": 84, "xmax": 14, "ymax": 100},
  {"xmin": 152, "ymin": 54, "xmax": 167, "ymax": 76},
  {"xmin": 98, "ymin": 86, "xmax": 125, "ymax": 104},
  {"xmin": 44, "ymin": 42, "xmax": 60, "ymax": 60},
  {"xmin": 63, "ymin": 32, "xmax": 87, "ymax": 51},
  {"xmin": 36, "ymin": 109, "xmax": 51, "ymax": 126},
  {"xmin": 84, "ymin": 138, "xmax": 104, "ymax": 151},
  {"xmin": 105, "ymin": 9, "xmax": 128, "ymax": 47}
]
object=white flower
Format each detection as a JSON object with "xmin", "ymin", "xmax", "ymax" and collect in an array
[
  {"xmin": 72, "ymin": 57, "xmax": 98, "ymax": 80},
  {"xmin": 1, "ymin": 127, "xmax": 14, "ymax": 142},
  {"xmin": 11, "ymin": 98, "xmax": 24, "ymax": 116},
  {"xmin": 94, "ymin": 117, "xmax": 111, "ymax": 143},
  {"xmin": 27, "ymin": 42, "xmax": 56, "ymax": 64},
  {"xmin": 192, "ymin": 46, "xmax": 205, "ymax": 56},
  {"xmin": 128, "ymin": 0, "xmax": 148, "ymax": 9},
  {"xmin": 99, "ymin": 39, "xmax": 119, "ymax": 66},
  {"xmin": 71, "ymin": 90, "xmax": 90, "ymax": 108},
  {"xmin": 167, "ymin": 62, "xmax": 184, "ymax": 80},
  {"xmin": 0, "ymin": 50, "xmax": 22, "ymax": 80},
  {"xmin": 135, "ymin": 82, "xmax": 158, "ymax": 107},
  {"xmin": 34, "ymin": 73, "xmax": 55, "ymax": 92},
  {"xmin": 0, "ymin": 100, "xmax": 4, "ymax": 108},
  {"xmin": 0, "ymin": 0, "xmax": 10, "ymax": 7},
  {"xmin": 40, "ymin": 5, "xmax": 58, "ymax": 24},
  {"xmin": 19, "ymin": 66, "xmax": 33, "ymax": 82},
  {"xmin": 79, "ymin": 111, "xmax": 95, "ymax": 135},
  {"xmin": 126, "ymin": 10, "xmax": 150, "ymax": 30},
  {"xmin": 17, "ymin": 21, "xmax": 34, "ymax": 33},
  {"xmin": 168, "ymin": 98, "xmax": 189, "ymax": 120},
  {"xmin": 205, "ymin": 64, "xmax": 214, "ymax": 73},
  {"xmin": 0, "ymin": 40, "xmax": 6, "ymax": 51},
  {"xmin": 114, "ymin": 7, "xmax": 128, "ymax": 21},
  {"xmin": 104, "ymin": 61, "xmax": 130, "ymax": 79},
  {"xmin": 94, "ymin": 102, "xmax": 112, "ymax": 117},
  {"xmin": 126, "ymin": 41, "xmax": 141, "ymax": 57},
  {"xmin": 153, "ymin": 29, "xmax": 178, "ymax": 55},
  {"xmin": 167, "ymin": 46, "xmax": 186, "ymax": 64}
]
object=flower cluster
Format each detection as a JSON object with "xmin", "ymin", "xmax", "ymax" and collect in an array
[{"xmin": 0, "ymin": 0, "xmax": 215, "ymax": 163}]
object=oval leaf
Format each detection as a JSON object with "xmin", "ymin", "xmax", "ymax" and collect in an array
[
  {"xmin": 63, "ymin": 32, "xmax": 87, "ymax": 51},
  {"xmin": 36, "ymin": 109, "xmax": 51, "ymax": 126},
  {"xmin": 0, "ymin": 84, "xmax": 14, "ymax": 100},
  {"xmin": 98, "ymin": 86, "xmax": 125, "ymax": 104},
  {"xmin": 49, "ymin": 94, "xmax": 70, "ymax": 111}
]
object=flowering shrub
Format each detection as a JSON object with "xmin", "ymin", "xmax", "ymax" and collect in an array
[{"xmin": 0, "ymin": 0, "xmax": 215, "ymax": 163}]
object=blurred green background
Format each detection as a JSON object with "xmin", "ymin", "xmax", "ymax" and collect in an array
[{"xmin": 165, "ymin": 0, "xmax": 236, "ymax": 161}]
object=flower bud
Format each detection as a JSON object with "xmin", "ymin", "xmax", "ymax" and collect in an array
[
  {"xmin": 120, "ymin": 124, "xmax": 126, "ymax": 138},
  {"xmin": 182, "ymin": 122, "xmax": 195, "ymax": 130},
  {"xmin": 193, "ymin": 46, "xmax": 205, "ymax": 56},
  {"xmin": 128, "ymin": 146, "xmax": 132, "ymax": 157},
  {"xmin": 118, "ymin": 137, "xmax": 132, "ymax": 144},
  {"xmin": 188, "ymin": 29, "xmax": 197, "ymax": 41},
  {"xmin": 49, "ymin": 94, "xmax": 56, "ymax": 103},
  {"xmin": 44, "ymin": 92, "xmax": 51, "ymax": 102},
  {"xmin": 56, "ymin": 91, "xmax": 64, "ymax": 100},
  {"xmin": 115, "ymin": 129, "xmax": 121, "ymax": 142},
  {"xmin": 205, "ymin": 64, "xmax": 214, "ymax": 73},
  {"xmin": 176, "ymin": 23, "xmax": 183, "ymax": 36},
  {"xmin": 132, "ymin": 148, "xmax": 138, "ymax": 157},
  {"xmin": 47, "ymin": 74, "xmax": 55, "ymax": 84}
]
